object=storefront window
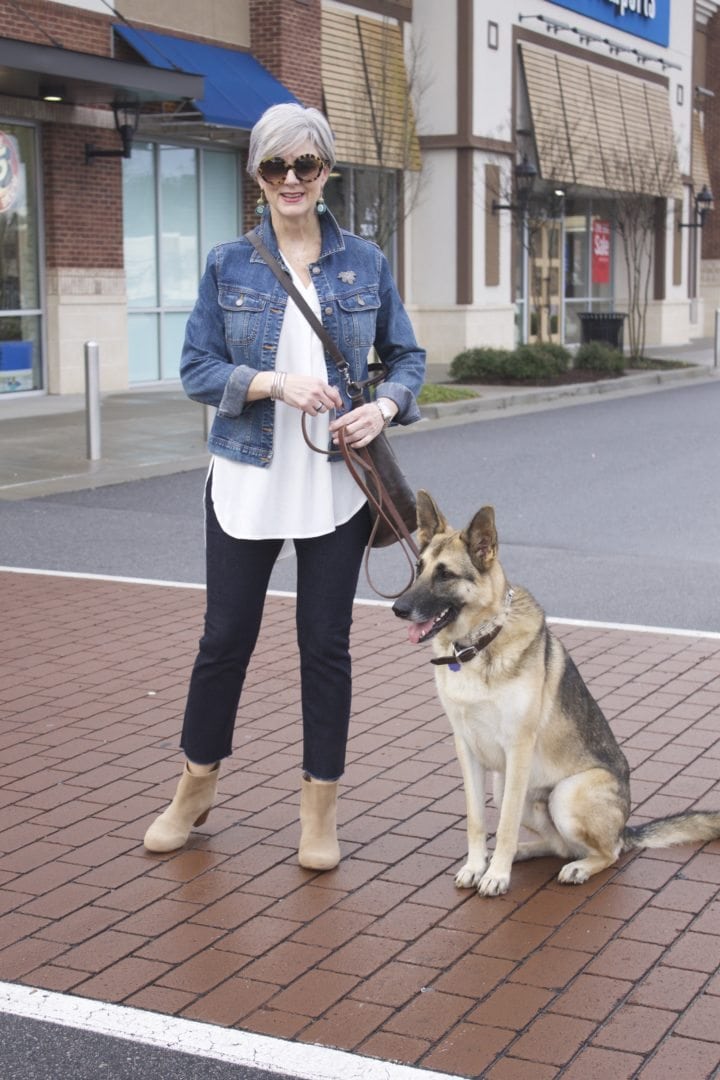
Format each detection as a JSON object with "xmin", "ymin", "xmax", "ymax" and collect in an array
[
  {"xmin": 325, "ymin": 165, "xmax": 398, "ymax": 272},
  {"xmin": 160, "ymin": 147, "xmax": 198, "ymax": 307},
  {"xmin": 563, "ymin": 201, "xmax": 614, "ymax": 344},
  {"xmin": 124, "ymin": 144, "xmax": 240, "ymax": 383},
  {"xmin": 124, "ymin": 142, "xmax": 157, "ymax": 308},
  {"xmin": 0, "ymin": 124, "xmax": 42, "ymax": 394}
]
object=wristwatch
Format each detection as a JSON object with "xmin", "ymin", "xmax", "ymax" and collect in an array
[{"xmin": 375, "ymin": 398, "xmax": 395, "ymax": 427}]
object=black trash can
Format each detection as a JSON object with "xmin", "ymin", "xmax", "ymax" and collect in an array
[{"xmin": 578, "ymin": 312, "xmax": 627, "ymax": 350}]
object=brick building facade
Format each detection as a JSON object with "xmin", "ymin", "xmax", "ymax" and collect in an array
[{"xmin": 0, "ymin": 0, "xmax": 715, "ymax": 398}]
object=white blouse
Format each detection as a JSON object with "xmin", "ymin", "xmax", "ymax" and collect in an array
[{"xmin": 210, "ymin": 259, "xmax": 366, "ymax": 552}]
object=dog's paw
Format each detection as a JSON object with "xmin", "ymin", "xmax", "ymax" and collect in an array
[
  {"xmin": 558, "ymin": 860, "xmax": 590, "ymax": 885},
  {"xmin": 476, "ymin": 871, "xmax": 510, "ymax": 897},
  {"xmin": 455, "ymin": 861, "xmax": 486, "ymax": 890}
]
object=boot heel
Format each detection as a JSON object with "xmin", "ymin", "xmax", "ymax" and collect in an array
[{"xmin": 143, "ymin": 763, "xmax": 219, "ymax": 853}]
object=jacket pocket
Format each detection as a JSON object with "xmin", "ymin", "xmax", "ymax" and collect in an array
[
  {"xmin": 219, "ymin": 286, "xmax": 268, "ymax": 346},
  {"xmin": 336, "ymin": 286, "xmax": 381, "ymax": 348}
]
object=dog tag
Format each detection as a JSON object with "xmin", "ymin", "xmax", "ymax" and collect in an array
[{"xmin": 449, "ymin": 662, "xmax": 461, "ymax": 672}]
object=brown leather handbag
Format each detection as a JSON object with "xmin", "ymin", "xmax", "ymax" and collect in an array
[{"xmin": 246, "ymin": 231, "xmax": 419, "ymax": 578}]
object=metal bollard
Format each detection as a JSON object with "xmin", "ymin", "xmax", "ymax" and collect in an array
[
  {"xmin": 84, "ymin": 340, "xmax": 101, "ymax": 460},
  {"xmin": 715, "ymin": 310, "xmax": 720, "ymax": 370}
]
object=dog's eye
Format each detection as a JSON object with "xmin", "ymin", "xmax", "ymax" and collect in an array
[
  {"xmin": 414, "ymin": 559, "xmax": 424, "ymax": 579},
  {"xmin": 434, "ymin": 564, "xmax": 457, "ymax": 582}
]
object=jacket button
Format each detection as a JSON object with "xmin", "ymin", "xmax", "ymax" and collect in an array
[
  {"xmin": 312, "ymin": 266, "xmax": 321, "ymax": 275},
  {"xmin": 324, "ymin": 306, "xmax": 333, "ymax": 315},
  {"xmin": 357, "ymin": 297, "xmax": 365, "ymax": 305},
  {"xmin": 235, "ymin": 297, "xmax": 244, "ymax": 306}
]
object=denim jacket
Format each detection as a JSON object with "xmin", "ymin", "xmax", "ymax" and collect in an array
[{"xmin": 180, "ymin": 210, "xmax": 426, "ymax": 466}]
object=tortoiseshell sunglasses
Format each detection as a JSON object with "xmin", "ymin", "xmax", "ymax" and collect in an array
[{"xmin": 258, "ymin": 153, "xmax": 328, "ymax": 185}]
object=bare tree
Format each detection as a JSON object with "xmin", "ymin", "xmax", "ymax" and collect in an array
[
  {"xmin": 340, "ymin": 15, "xmax": 429, "ymax": 257},
  {"xmin": 604, "ymin": 144, "xmax": 681, "ymax": 361}
]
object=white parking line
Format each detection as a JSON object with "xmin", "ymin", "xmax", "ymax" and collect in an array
[
  {"xmin": 548, "ymin": 615, "xmax": 720, "ymax": 640},
  {"xmin": 0, "ymin": 981, "xmax": 459, "ymax": 1080},
  {"xmin": 2, "ymin": 565, "xmax": 720, "ymax": 636}
]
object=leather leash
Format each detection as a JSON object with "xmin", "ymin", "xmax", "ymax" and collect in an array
[{"xmin": 246, "ymin": 230, "xmax": 420, "ymax": 596}]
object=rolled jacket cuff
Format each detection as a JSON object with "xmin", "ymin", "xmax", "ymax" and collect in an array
[
  {"xmin": 378, "ymin": 381, "xmax": 421, "ymax": 425},
  {"xmin": 217, "ymin": 365, "xmax": 257, "ymax": 418}
]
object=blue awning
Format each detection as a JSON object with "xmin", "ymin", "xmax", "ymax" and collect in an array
[{"xmin": 114, "ymin": 25, "xmax": 300, "ymax": 130}]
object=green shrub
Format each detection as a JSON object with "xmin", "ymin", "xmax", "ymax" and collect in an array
[
  {"xmin": 449, "ymin": 347, "xmax": 512, "ymax": 381},
  {"xmin": 528, "ymin": 342, "xmax": 572, "ymax": 366},
  {"xmin": 507, "ymin": 344, "xmax": 570, "ymax": 380},
  {"xmin": 450, "ymin": 343, "xmax": 571, "ymax": 382},
  {"xmin": 574, "ymin": 341, "xmax": 625, "ymax": 374}
]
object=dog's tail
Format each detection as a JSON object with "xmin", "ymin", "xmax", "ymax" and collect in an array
[{"xmin": 622, "ymin": 811, "xmax": 720, "ymax": 853}]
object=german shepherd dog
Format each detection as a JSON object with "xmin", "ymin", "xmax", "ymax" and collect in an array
[{"xmin": 393, "ymin": 491, "xmax": 720, "ymax": 898}]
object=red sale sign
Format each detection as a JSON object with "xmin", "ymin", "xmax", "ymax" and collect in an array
[{"xmin": 592, "ymin": 220, "xmax": 611, "ymax": 285}]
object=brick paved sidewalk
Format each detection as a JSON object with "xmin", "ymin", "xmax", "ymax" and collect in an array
[{"xmin": 1, "ymin": 570, "xmax": 720, "ymax": 1078}]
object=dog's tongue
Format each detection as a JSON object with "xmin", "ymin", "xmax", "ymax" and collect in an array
[{"xmin": 408, "ymin": 618, "xmax": 434, "ymax": 645}]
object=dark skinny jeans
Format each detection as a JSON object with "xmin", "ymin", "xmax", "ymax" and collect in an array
[{"xmin": 180, "ymin": 483, "xmax": 371, "ymax": 780}]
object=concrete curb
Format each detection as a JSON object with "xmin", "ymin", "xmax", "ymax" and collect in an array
[{"xmin": 417, "ymin": 364, "xmax": 718, "ymax": 420}]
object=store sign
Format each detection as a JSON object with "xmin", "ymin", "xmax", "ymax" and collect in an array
[
  {"xmin": 548, "ymin": 0, "xmax": 670, "ymax": 47},
  {"xmin": 592, "ymin": 220, "xmax": 611, "ymax": 284},
  {"xmin": 0, "ymin": 130, "xmax": 20, "ymax": 214}
]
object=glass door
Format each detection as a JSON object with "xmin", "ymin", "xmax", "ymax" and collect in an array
[
  {"xmin": 563, "ymin": 201, "xmax": 614, "ymax": 344},
  {"xmin": 528, "ymin": 219, "xmax": 562, "ymax": 344},
  {"xmin": 0, "ymin": 123, "xmax": 42, "ymax": 394}
]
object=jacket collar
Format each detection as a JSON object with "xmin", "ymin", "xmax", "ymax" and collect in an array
[{"xmin": 250, "ymin": 208, "xmax": 346, "ymax": 264}]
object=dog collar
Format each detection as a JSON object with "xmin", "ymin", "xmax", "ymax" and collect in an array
[{"xmin": 431, "ymin": 587, "xmax": 515, "ymax": 670}]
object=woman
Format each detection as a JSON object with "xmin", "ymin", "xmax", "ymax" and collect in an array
[{"xmin": 143, "ymin": 103, "xmax": 425, "ymax": 870}]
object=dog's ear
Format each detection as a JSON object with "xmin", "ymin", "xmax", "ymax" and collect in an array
[
  {"xmin": 463, "ymin": 506, "xmax": 498, "ymax": 569},
  {"xmin": 416, "ymin": 490, "xmax": 448, "ymax": 550}
]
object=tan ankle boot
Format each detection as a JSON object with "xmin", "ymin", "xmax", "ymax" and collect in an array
[
  {"xmin": 298, "ymin": 775, "xmax": 340, "ymax": 871},
  {"xmin": 143, "ymin": 763, "xmax": 219, "ymax": 853}
]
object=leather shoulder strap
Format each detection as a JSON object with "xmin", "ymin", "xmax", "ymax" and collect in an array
[{"xmin": 245, "ymin": 230, "xmax": 354, "ymax": 388}]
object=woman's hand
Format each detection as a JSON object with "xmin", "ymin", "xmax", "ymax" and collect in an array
[
  {"xmin": 282, "ymin": 374, "xmax": 343, "ymax": 415},
  {"xmin": 248, "ymin": 372, "xmax": 342, "ymax": 415},
  {"xmin": 330, "ymin": 401, "xmax": 397, "ymax": 448}
]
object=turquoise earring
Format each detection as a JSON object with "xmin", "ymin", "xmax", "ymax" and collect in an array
[
  {"xmin": 255, "ymin": 194, "xmax": 266, "ymax": 216},
  {"xmin": 316, "ymin": 195, "xmax": 327, "ymax": 215}
]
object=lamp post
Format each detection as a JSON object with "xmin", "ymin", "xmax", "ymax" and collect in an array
[
  {"xmin": 678, "ymin": 185, "xmax": 714, "ymax": 230},
  {"xmin": 678, "ymin": 185, "xmax": 714, "ymax": 320},
  {"xmin": 492, "ymin": 156, "xmax": 538, "ymax": 342},
  {"xmin": 85, "ymin": 99, "xmax": 141, "ymax": 164},
  {"xmin": 492, "ymin": 155, "xmax": 538, "ymax": 215}
]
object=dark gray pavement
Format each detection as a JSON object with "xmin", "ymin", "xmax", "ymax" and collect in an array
[
  {"xmin": 1, "ymin": 1014, "xmax": 298, "ymax": 1080},
  {"xmin": 0, "ymin": 339, "xmax": 717, "ymax": 502},
  {"xmin": 2, "ymin": 380, "xmax": 720, "ymax": 630}
]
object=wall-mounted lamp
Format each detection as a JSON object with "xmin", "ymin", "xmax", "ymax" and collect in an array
[
  {"xmin": 40, "ymin": 82, "xmax": 66, "ymax": 103},
  {"xmin": 85, "ymin": 99, "xmax": 140, "ymax": 164},
  {"xmin": 548, "ymin": 187, "xmax": 566, "ymax": 218},
  {"xmin": 678, "ymin": 185, "xmax": 714, "ymax": 230},
  {"xmin": 695, "ymin": 85, "xmax": 716, "ymax": 100},
  {"xmin": 492, "ymin": 155, "xmax": 538, "ymax": 214}
]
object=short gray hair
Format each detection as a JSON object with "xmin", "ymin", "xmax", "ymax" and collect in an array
[{"xmin": 247, "ymin": 104, "xmax": 336, "ymax": 178}]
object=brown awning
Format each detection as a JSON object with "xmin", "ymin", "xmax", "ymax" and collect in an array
[
  {"xmin": 322, "ymin": 9, "xmax": 421, "ymax": 170},
  {"xmin": 520, "ymin": 42, "xmax": 681, "ymax": 198}
]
